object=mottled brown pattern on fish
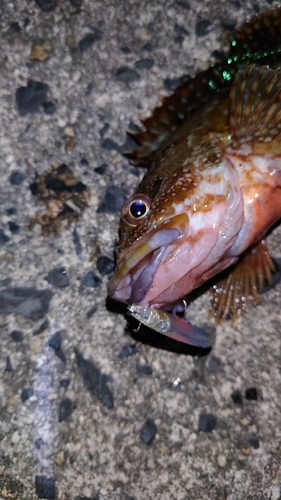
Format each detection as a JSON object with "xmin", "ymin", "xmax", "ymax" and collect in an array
[{"xmin": 119, "ymin": 94, "xmax": 231, "ymax": 253}]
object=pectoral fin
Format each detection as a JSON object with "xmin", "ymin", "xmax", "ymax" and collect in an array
[{"xmin": 211, "ymin": 240, "xmax": 276, "ymax": 322}]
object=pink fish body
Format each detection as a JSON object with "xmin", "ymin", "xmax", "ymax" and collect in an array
[{"xmin": 108, "ymin": 9, "xmax": 281, "ymax": 347}]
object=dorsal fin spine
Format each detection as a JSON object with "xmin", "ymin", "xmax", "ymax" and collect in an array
[{"xmin": 124, "ymin": 6, "xmax": 281, "ymax": 166}]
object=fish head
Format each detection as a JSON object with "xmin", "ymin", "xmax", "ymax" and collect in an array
[{"xmin": 108, "ymin": 142, "xmax": 244, "ymax": 309}]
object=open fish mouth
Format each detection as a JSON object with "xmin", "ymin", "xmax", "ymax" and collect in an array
[
  {"xmin": 108, "ymin": 212, "xmax": 212, "ymax": 348},
  {"xmin": 107, "ymin": 213, "xmax": 189, "ymax": 304}
]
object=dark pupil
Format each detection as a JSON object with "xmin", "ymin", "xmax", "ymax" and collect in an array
[{"xmin": 130, "ymin": 200, "xmax": 147, "ymax": 218}]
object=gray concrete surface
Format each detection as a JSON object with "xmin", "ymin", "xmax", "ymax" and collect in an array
[{"xmin": 0, "ymin": 0, "xmax": 281, "ymax": 499}]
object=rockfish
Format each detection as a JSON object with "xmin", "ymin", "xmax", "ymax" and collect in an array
[{"xmin": 108, "ymin": 7, "xmax": 281, "ymax": 348}]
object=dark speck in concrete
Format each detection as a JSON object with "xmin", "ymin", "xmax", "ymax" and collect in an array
[
  {"xmin": 84, "ymin": 82, "xmax": 93, "ymax": 96},
  {"xmin": 130, "ymin": 167, "xmax": 140, "ymax": 177},
  {"xmin": 1, "ymin": 277, "xmax": 12, "ymax": 286},
  {"xmin": 121, "ymin": 46, "xmax": 131, "ymax": 54},
  {"xmin": 60, "ymin": 378, "xmax": 70, "ymax": 388},
  {"xmin": 43, "ymin": 101, "xmax": 56, "ymax": 115},
  {"xmin": 207, "ymin": 355, "xmax": 221, "ymax": 372},
  {"xmin": 174, "ymin": 24, "xmax": 189, "ymax": 35},
  {"xmin": 16, "ymin": 80, "xmax": 49, "ymax": 116},
  {"xmin": 10, "ymin": 171, "xmax": 25, "ymax": 185},
  {"xmin": 35, "ymin": 475, "xmax": 56, "ymax": 499},
  {"xmin": 45, "ymin": 267, "xmax": 70, "ymax": 288},
  {"xmin": 10, "ymin": 22, "xmax": 21, "ymax": 32},
  {"xmin": 248, "ymin": 437, "xmax": 260, "ymax": 449},
  {"xmin": 35, "ymin": 438, "xmax": 44, "ymax": 450},
  {"xmin": 198, "ymin": 413, "xmax": 217, "ymax": 432},
  {"xmin": 73, "ymin": 226, "xmax": 83, "ymax": 260},
  {"xmin": 231, "ymin": 390, "xmax": 243, "ymax": 406},
  {"xmin": 79, "ymin": 30, "xmax": 102, "ymax": 52},
  {"xmin": 33, "ymin": 319, "xmax": 49, "ymax": 336},
  {"xmin": 82, "ymin": 271, "xmax": 102, "ymax": 288},
  {"xmin": 195, "ymin": 20, "xmax": 212, "ymax": 37},
  {"xmin": 11, "ymin": 330, "xmax": 24, "ymax": 342},
  {"xmin": 48, "ymin": 331, "xmax": 66, "ymax": 363},
  {"xmin": 57, "ymin": 164, "xmax": 67, "ymax": 174},
  {"xmin": 136, "ymin": 364, "xmax": 153, "ymax": 375},
  {"xmin": 163, "ymin": 76, "xmax": 185, "ymax": 91},
  {"xmin": 135, "ymin": 58, "xmax": 154, "ymax": 70},
  {"xmin": 127, "ymin": 120, "xmax": 142, "ymax": 135},
  {"xmin": 99, "ymin": 123, "xmax": 109, "ymax": 137},
  {"xmin": 101, "ymin": 137, "xmax": 121, "ymax": 152},
  {"xmin": 76, "ymin": 497, "xmax": 100, "ymax": 500},
  {"xmin": 29, "ymin": 182, "xmax": 38, "ymax": 195},
  {"xmin": 212, "ymin": 49, "xmax": 227, "ymax": 62},
  {"xmin": 97, "ymin": 255, "xmax": 115, "ymax": 276},
  {"xmin": 45, "ymin": 175, "xmax": 86, "ymax": 194},
  {"xmin": 0, "ymin": 287, "xmax": 53, "ymax": 320},
  {"xmin": 140, "ymin": 418, "xmax": 157, "ymax": 445},
  {"xmin": 220, "ymin": 18, "xmax": 236, "ymax": 30},
  {"xmin": 80, "ymin": 157, "xmax": 89, "ymax": 167},
  {"xmin": 8, "ymin": 221, "xmax": 20, "ymax": 234},
  {"xmin": 94, "ymin": 163, "xmax": 107, "ymax": 175},
  {"xmin": 232, "ymin": 0, "xmax": 241, "ymax": 8},
  {"xmin": 70, "ymin": 0, "xmax": 82, "ymax": 7},
  {"xmin": 245, "ymin": 387, "xmax": 258, "ymax": 401},
  {"xmin": 75, "ymin": 350, "xmax": 114, "ymax": 408},
  {"xmin": 174, "ymin": 35, "xmax": 184, "ymax": 44},
  {"xmin": 121, "ymin": 139, "xmax": 135, "ymax": 156},
  {"xmin": 115, "ymin": 67, "xmax": 140, "ymax": 83},
  {"xmin": 21, "ymin": 388, "xmax": 34, "ymax": 401},
  {"xmin": 118, "ymin": 344, "xmax": 137, "ymax": 357},
  {"xmin": 176, "ymin": 1, "xmax": 190, "ymax": 9},
  {"xmin": 59, "ymin": 398, "xmax": 73, "ymax": 422},
  {"xmin": 5, "ymin": 356, "xmax": 13, "ymax": 372},
  {"xmin": 34, "ymin": 0, "xmax": 57, "ymax": 10},
  {"xmin": 97, "ymin": 185, "xmax": 127, "ymax": 213},
  {"xmin": 142, "ymin": 42, "xmax": 153, "ymax": 51},
  {"xmin": 6, "ymin": 207, "xmax": 17, "ymax": 215},
  {"xmin": 0, "ymin": 229, "xmax": 10, "ymax": 244},
  {"xmin": 86, "ymin": 306, "xmax": 97, "ymax": 318}
]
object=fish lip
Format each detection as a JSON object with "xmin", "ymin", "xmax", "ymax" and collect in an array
[
  {"xmin": 107, "ymin": 213, "xmax": 189, "ymax": 302},
  {"xmin": 129, "ymin": 245, "xmax": 168, "ymax": 304}
]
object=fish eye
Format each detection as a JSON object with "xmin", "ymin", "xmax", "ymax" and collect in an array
[{"xmin": 122, "ymin": 194, "xmax": 151, "ymax": 226}]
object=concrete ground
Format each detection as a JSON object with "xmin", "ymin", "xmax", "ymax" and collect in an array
[{"xmin": 0, "ymin": 0, "xmax": 280, "ymax": 499}]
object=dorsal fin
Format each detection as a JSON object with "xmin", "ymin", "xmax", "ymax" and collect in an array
[
  {"xmin": 125, "ymin": 67, "xmax": 226, "ymax": 165},
  {"xmin": 231, "ymin": 6, "xmax": 281, "ymax": 66},
  {"xmin": 229, "ymin": 65, "xmax": 281, "ymax": 145},
  {"xmin": 125, "ymin": 6, "xmax": 281, "ymax": 166}
]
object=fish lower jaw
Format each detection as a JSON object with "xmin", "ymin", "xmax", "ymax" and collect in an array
[
  {"xmin": 108, "ymin": 277, "xmax": 161, "ymax": 308},
  {"xmin": 107, "ymin": 278, "xmax": 132, "ymax": 304},
  {"xmin": 108, "ymin": 282, "xmax": 158, "ymax": 308}
]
